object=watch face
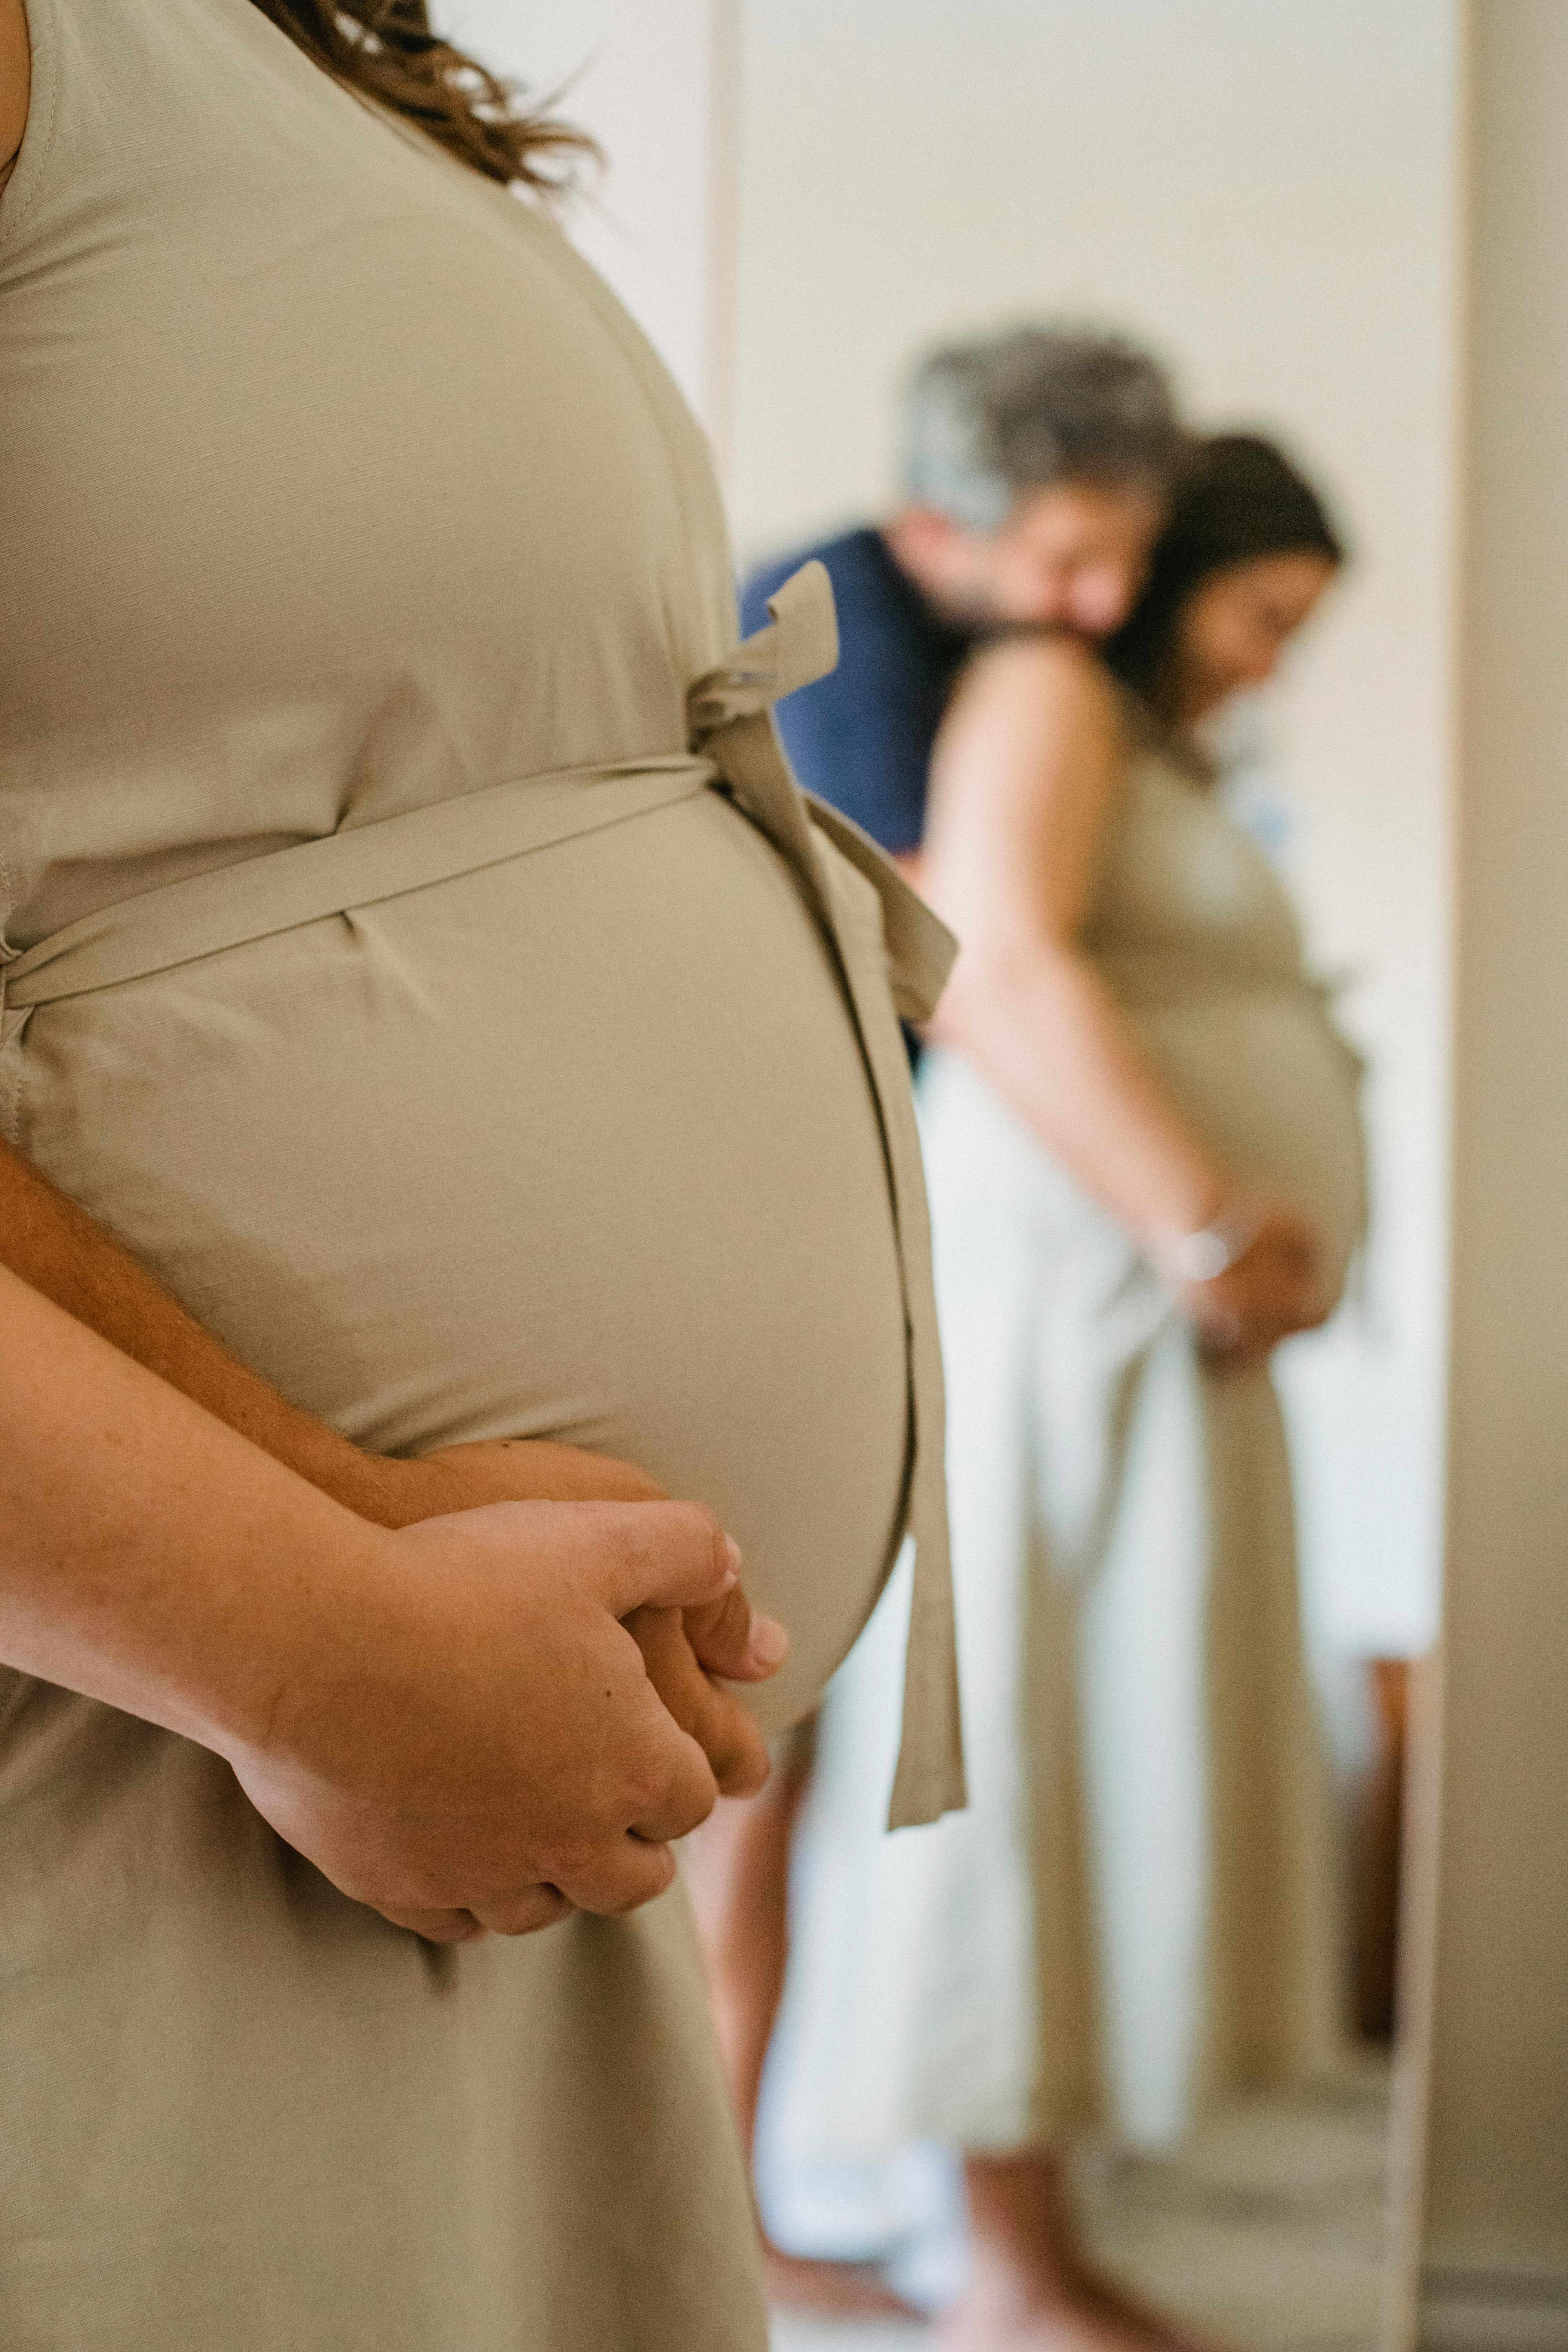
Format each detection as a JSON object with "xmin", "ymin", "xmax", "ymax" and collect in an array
[{"xmin": 1179, "ymin": 1230, "xmax": 1234, "ymax": 1283}]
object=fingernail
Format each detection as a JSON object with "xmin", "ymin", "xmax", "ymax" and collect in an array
[
  {"xmin": 724, "ymin": 1534, "xmax": 743, "ymax": 1583},
  {"xmin": 747, "ymin": 1612, "xmax": 790, "ymax": 1670}
]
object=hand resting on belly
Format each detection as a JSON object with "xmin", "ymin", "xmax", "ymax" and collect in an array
[
  {"xmin": 368, "ymin": 1436, "xmax": 791, "ymax": 1803},
  {"xmin": 0, "ymin": 1138, "xmax": 791, "ymax": 1875}
]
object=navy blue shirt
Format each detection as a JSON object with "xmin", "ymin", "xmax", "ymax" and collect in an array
[{"xmin": 740, "ymin": 527, "xmax": 972, "ymax": 857}]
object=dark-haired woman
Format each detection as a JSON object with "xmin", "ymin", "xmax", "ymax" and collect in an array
[
  {"xmin": 0, "ymin": 3, "xmax": 963, "ymax": 2347},
  {"xmin": 771, "ymin": 436, "xmax": 1365, "ymax": 2352}
]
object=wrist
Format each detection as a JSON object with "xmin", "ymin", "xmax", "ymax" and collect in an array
[
  {"xmin": 260, "ymin": 1421, "xmax": 431, "ymax": 1530},
  {"xmin": 328, "ymin": 1446, "xmax": 426, "ymax": 1529},
  {"xmin": 1147, "ymin": 1192, "xmax": 1259, "ymax": 1287},
  {"xmin": 209, "ymin": 1513, "xmax": 410, "ymax": 1768}
]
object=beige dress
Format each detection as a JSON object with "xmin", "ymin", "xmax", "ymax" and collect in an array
[
  {"xmin": 769, "ymin": 725, "xmax": 1366, "ymax": 2163},
  {"xmin": 0, "ymin": 2, "xmax": 960, "ymax": 2345}
]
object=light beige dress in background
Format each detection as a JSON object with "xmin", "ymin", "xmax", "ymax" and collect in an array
[
  {"xmin": 769, "ymin": 722, "xmax": 1366, "ymax": 2163},
  {"xmin": 0, "ymin": 2, "xmax": 960, "ymax": 2345}
]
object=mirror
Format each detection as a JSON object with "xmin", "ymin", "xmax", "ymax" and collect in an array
[
  {"xmin": 451, "ymin": 8, "xmax": 1561, "ymax": 2348},
  {"xmin": 726, "ymin": 7, "xmax": 1457, "ymax": 2346}
]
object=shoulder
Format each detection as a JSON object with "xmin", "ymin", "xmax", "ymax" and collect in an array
[
  {"xmin": 950, "ymin": 631, "xmax": 1121, "ymax": 741},
  {"xmin": 964, "ymin": 628, "xmax": 1110, "ymax": 695},
  {"xmin": 0, "ymin": 0, "xmax": 30, "ymax": 197}
]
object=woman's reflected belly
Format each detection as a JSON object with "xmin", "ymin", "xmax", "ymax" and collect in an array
[{"xmin": 1131, "ymin": 993, "xmax": 1367, "ymax": 1302}]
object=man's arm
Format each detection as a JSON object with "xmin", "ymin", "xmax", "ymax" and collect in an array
[
  {"xmin": 0, "ymin": 0, "xmax": 28, "ymax": 201},
  {"xmin": 0, "ymin": 1136, "xmax": 406, "ymax": 1518},
  {"xmin": 0, "ymin": 1262, "xmax": 737, "ymax": 1938}
]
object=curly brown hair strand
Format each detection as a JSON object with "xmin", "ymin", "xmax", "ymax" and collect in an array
[{"xmin": 247, "ymin": 0, "xmax": 597, "ymax": 193}]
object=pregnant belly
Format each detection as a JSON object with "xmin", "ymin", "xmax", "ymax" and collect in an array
[
  {"xmin": 20, "ymin": 790, "xmax": 911, "ymax": 1732},
  {"xmin": 1129, "ymin": 991, "xmax": 1367, "ymax": 1306},
  {"xmin": 919, "ymin": 988, "xmax": 1365, "ymax": 1319}
]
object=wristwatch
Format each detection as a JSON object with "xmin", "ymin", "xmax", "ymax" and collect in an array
[{"xmin": 1156, "ymin": 1203, "xmax": 1259, "ymax": 1285}]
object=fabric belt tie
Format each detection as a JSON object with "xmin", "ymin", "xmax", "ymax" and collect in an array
[
  {"xmin": 0, "ymin": 760, "xmax": 712, "ymax": 1016},
  {"xmin": 0, "ymin": 559, "xmax": 965, "ymax": 1829},
  {"xmin": 690, "ymin": 563, "xmax": 964, "ymax": 1827}
]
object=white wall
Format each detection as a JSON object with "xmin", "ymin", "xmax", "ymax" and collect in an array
[
  {"xmin": 446, "ymin": 0, "xmax": 738, "ymax": 459},
  {"xmin": 731, "ymin": 0, "xmax": 1463, "ymax": 1659}
]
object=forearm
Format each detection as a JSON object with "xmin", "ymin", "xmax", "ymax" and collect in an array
[
  {"xmin": 0, "ymin": 1139, "xmax": 402, "ymax": 1522},
  {"xmin": 0, "ymin": 1263, "xmax": 392, "ymax": 1753},
  {"xmin": 934, "ymin": 945, "xmax": 1229, "ymax": 1245}
]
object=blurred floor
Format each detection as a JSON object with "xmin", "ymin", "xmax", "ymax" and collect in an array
[{"xmin": 770, "ymin": 2061, "xmax": 1391, "ymax": 2352}]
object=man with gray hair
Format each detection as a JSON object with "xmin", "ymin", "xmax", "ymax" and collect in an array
[{"xmin": 741, "ymin": 322, "xmax": 1183, "ymax": 861}]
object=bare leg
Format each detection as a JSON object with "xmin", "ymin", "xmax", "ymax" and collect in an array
[
  {"xmin": 684, "ymin": 1736, "xmax": 919, "ymax": 2319},
  {"xmin": 940, "ymin": 2148, "xmax": 1231, "ymax": 2352}
]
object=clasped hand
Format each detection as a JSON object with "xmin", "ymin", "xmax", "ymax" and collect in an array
[
  {"xmin": 230, "ymin": 1441, "xmax": 788, "ymax": 1946},
  {"xmin": 1178, "ymin": 1198, "xmax": 1329, "ymax": 1363}
]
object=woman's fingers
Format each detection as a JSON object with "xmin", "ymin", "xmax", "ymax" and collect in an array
[
  {"xmin": 374, "ymin": 1902, "xmax": 490, "ymax": 1943},
  {"xmin": 472, "ymin": 1886, "xmax": 576, "ymax": 1937},
  {"xmin": 624, "ymin": 1711, "xmax": 725, "ymax": 1845},
  {"xmin": 377, "ymin": 1886, "xmax": 577, "ymax": 1941},
  {"xmin": 625, "ymin": 1604, "xmax": 773, "ymax": 1797},
  {"xmin": 551, "ymin": 1829, "xmax": 682, "ymax": 1916},
  {"xmin": 682, "ymin": 1583, "xmax": 791, "ymax": 1685},
  {"xmin": 684, "ymin": 1673, "xmax": 772, "ymax": 1799},
  {"xmin": 578, "ymin": 1499, "xmax": 741, "ymax": 1620},
  {"xmin": 1183, "ymin": 1204, "xmax": 1328, "ymax": 1356}
]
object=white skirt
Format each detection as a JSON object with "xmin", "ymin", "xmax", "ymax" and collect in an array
[{"xmin": 768, "ymin": 1050, "xmax": 1345, "ymax": 2156}]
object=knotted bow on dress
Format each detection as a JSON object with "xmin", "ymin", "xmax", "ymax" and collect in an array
[
  {"xmin": 0, "ymin": 561, "xmax": 966, "ymax": 1830},
  {"xmin": 690, "ymin": 562, "xmax": 965, "ymax": 1828}
]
